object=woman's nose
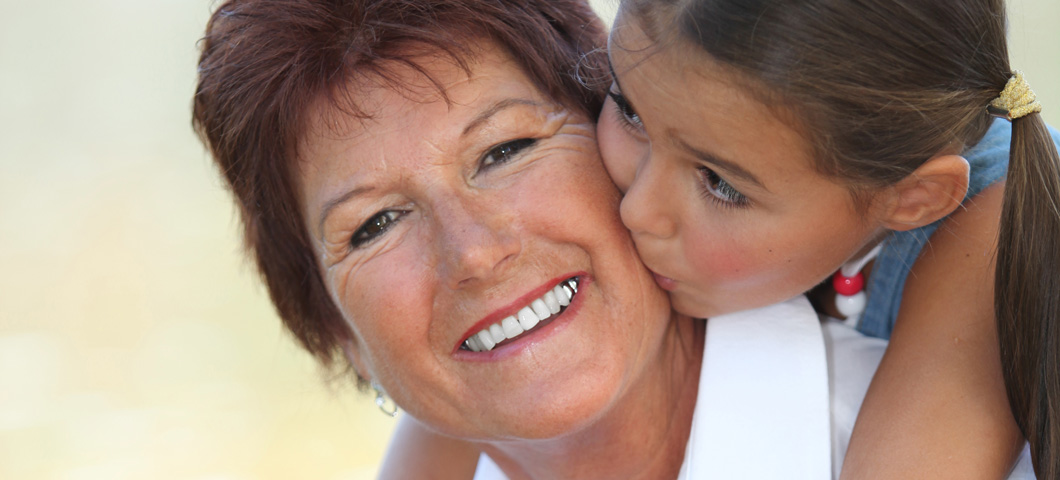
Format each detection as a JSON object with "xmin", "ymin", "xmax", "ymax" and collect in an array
[
  {"xmin": 434, "ymin": 197, "xmax": 521, "ymax": 289},
  {"xmin": 619, "ymin": 156, "xmax": 677, "ymax": 239}
]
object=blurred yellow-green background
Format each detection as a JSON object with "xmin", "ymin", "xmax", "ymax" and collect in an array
[{"xmin": 0, "ymin": 1, "xmax": 1055, "ymax": 479}]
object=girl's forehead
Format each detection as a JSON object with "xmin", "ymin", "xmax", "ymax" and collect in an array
[
  {"xmin": 611, "ymin": 0, "xmax": 677, "ymax": 43},
  {"xmin": 607, "ymin": 5, "xmax": 657, "ymax": 60},
  {"xmin": 610, "ymin": 15, "xmax": 749, "ymax": 103}
]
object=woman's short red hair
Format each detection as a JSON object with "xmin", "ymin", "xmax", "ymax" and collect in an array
[{"xmin": 192, "ymin": 0, "xmax": 609, "ymax": 374}]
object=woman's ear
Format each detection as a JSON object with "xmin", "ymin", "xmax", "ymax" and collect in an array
[
  {"xmin": 340, "ymin": 333, "xmax": 372, "ymax": 382},
  {"xmin": 879, "ymin": 154, "xmax": 970, "ymax": 231}
]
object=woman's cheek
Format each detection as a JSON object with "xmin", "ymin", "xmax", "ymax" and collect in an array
[{"xmin": 334, "ymin": 236, "xmax": 427, "ymax": 333}]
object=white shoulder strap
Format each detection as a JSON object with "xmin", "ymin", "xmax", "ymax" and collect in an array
[{"xmin": 679, "ymin": 295, "xmax": 832, "ymax": 479}]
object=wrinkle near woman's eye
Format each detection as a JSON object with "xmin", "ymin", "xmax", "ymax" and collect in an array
[
  {"xmin": 350, "ymin": 210, "xmax": 407, "ymax": 249},
  {"xmin": 478, "ymin": 138, "xmax": 538, "ymax": 172}
]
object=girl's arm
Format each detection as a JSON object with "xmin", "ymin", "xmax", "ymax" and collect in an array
[
  {"xmin": 378, "ymin": 415, "xmax": 482, "ymax": 480},
  {"xmin": 841, "ymin": 183, "xmax": 1024, "ymax": 479}
]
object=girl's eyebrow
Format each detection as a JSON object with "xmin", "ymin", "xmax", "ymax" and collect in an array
[{"xmin": 671, "ymin": 136, "xmax": 768, "ymax": 192}]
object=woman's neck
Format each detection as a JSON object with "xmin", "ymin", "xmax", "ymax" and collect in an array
[{"xmin": 478, "ymin": 314, "xmax": 705, "ymax": 480}]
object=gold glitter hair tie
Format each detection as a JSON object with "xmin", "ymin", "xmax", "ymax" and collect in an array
[{"xmin": 988, "ymin": 70, "xmax": 1043, "ymax": 120}]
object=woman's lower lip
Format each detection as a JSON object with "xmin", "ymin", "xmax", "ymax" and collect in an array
[{"xmin": 652, "ymin": 272, "xmax": 677, "ymax": 291}]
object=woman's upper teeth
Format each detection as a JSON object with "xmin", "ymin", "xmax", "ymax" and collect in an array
[{"xmin": 465, "ymin": 278, "xmax": 578, "ymax": 352}]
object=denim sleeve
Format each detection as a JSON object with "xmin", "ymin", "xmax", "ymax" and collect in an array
[{"xmin": 857, "ymin": 118, "xmax": 1060, "ymax": 339}]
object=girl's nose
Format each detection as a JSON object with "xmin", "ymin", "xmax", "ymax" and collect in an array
[{"xmin": 619, "ymin": 155, "xmax": 677, "ymax": 240}]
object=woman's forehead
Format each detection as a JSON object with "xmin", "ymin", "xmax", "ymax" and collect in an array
[{"xmin": 300, "ymin": 42, "xmax": 541, "ymax": 149}]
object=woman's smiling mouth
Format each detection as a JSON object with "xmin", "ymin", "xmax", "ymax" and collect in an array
[{"xmin": 461, "ymin": 277, "xmax": 580, "ymax": 352}]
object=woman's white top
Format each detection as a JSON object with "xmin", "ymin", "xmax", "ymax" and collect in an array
[
  {"xmin": 473, "ymin": 296, "xmax": 1036, "ymax": 479},
  {"xmin": 679, "ymin": 295, "xmax": 831, "ymax": 478}
]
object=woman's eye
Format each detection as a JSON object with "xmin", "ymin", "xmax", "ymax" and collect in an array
[
  {"xmin": 607, "ymin": 89, "xmax": 643, "ymax": 132},
  {"xmin": 350, "ymin": 210, "xmax": 405, "ymax": 248},
  {"xmin": 698, "ymin": 167, "xmax": 750, "ymax": 208},
  {"xmin": 480, "ymin": 138, "xmax": 538, "ymax": 169}
]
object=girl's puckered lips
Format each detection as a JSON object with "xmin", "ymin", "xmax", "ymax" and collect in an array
[{"xmin": 651, "ymin": 271, "xmax": 677, "ymax": 292}]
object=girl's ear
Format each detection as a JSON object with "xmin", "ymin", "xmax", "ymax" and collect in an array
[{"xmin": 879, "ymin": 154, "xmax": 970, "ymax": 231}]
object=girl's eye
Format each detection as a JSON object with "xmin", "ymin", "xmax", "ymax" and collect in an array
[
  {"xmin": 350, "ymin": 210, "xmax": 406, "ymax": 248},
  {"xmin": 697, "ymin": 167, "xmax": 750, "ymax": 208},
  {"xmin": 480, "ymin": 138, "xmax": 538, "ymax": 169},
  {"xmin": 607, "ymin": 89, "xmax": 643, "ymax": 132}
]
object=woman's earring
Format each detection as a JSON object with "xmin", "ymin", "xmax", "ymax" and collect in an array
[{"xmin": 371, "ymin": 380, "xmax": 398, "ymax": 417}]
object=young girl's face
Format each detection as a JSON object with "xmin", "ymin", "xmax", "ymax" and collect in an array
[{"xmin": 599, "ymin": 11, "xmax": 888, "ymax": 319}]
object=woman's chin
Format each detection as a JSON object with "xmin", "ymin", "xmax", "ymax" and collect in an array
[
  {"xmin": 446, "ymin": 366, "xmax": 631, "ymax": 441},
  {"xmin": 431, "ymin": 320, "xmax": 660, "ymax": 441}
]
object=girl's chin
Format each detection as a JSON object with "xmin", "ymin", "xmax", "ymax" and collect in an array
[{"xmin": 669, "ymin": 292, "xmax": 717, "ymax": 320}]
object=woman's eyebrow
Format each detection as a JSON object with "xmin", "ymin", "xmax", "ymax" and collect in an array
[
  {"xmin": 462, "ymin": 98, "xmax": 541, "ymax": 136},
  {"xmin": 318, "ymin": 185, "xmax": 375, "ymax": 235}
]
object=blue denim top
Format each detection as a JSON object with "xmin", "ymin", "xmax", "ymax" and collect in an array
[{"xmin": 857, "ymin": 119, "xmax": 1060, "ymax": 339}]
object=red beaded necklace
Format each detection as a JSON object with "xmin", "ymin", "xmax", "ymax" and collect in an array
[{"xmin": 832, "ymin": 244, "xmax": 882, "ymax": 324}]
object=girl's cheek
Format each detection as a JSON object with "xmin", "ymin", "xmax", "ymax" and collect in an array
[
  {"xmin": 685, "ymin": 237, "xmax": 755, "ymax": 283},
  {"xmin": 596, "ymin": 108, "xmax": 639, "ymax": 194}
]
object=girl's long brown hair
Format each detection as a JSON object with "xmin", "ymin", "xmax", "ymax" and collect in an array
[{"xmin": 629, "ymin": 0, "xmax": 1060, "ymax": 475}]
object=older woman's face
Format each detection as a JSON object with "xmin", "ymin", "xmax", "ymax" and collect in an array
[{"xmin": 298, "ymin": 43, "xmax": 671, "ymax": 440}]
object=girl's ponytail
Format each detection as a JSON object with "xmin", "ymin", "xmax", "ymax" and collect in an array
[{"xmin": 993, "ymin": 73, "xmax": 1060, "ymax": 478}]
